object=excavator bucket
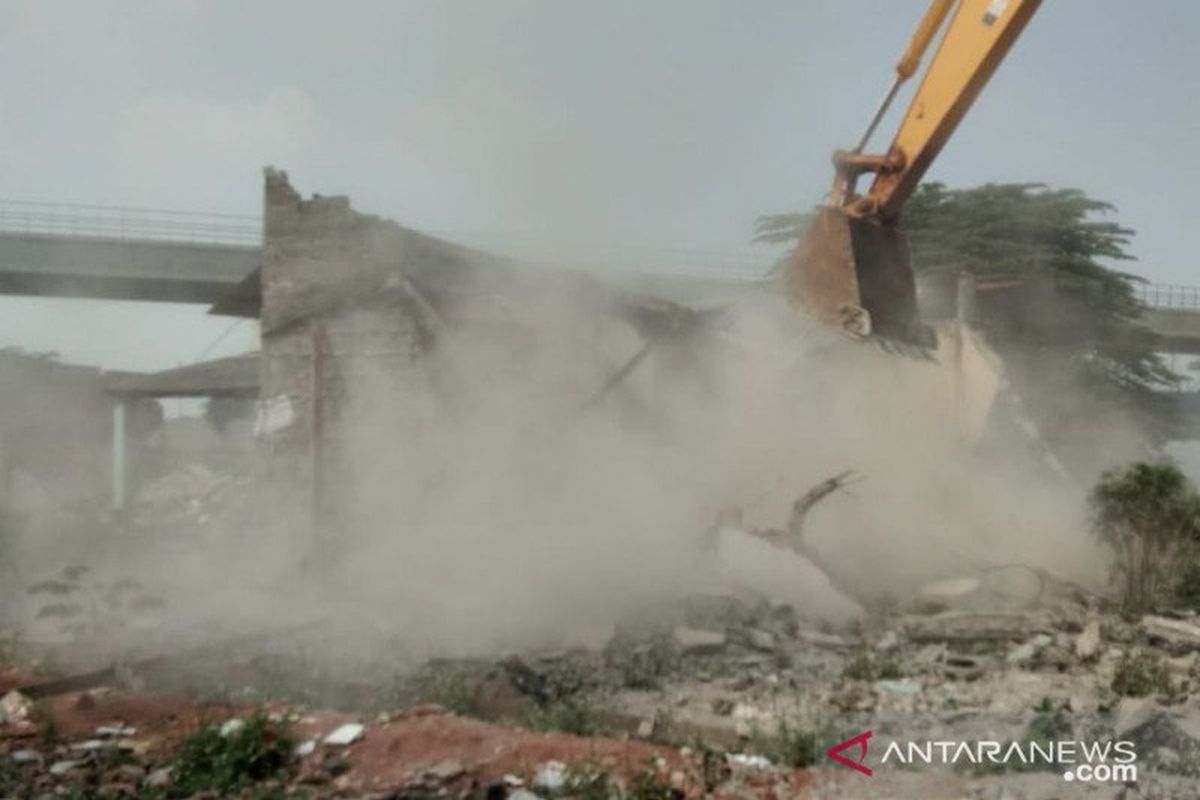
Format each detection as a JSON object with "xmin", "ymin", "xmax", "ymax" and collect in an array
[{"xmin": 783, "ymin": 207, "xmax": 933, "ymax": 348}]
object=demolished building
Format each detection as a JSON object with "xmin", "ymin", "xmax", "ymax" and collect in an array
[{"xmin": 254, "ymin": 169, "xmax": 716, "ymax": 551}]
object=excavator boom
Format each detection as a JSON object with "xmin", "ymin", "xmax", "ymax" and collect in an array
[{"xmin": 786, "ymin": 0, "xmax": 1042, "ymax": 345}]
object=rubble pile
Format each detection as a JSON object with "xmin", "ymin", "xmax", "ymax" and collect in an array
[
  {"xmin": 131, "ymin": 463, "xmax": 252, "ymax": 529},
  {"xmin": 5, "ymin": 581, "xmax": 1200, "ymax": 798}
]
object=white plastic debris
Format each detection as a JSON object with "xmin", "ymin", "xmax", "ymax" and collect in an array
[
  {"xmin": 322, "ymin": 722, "xmax": 365, "ymax": 746},
  {"xmin": 533, "ymin": 760, "xmax": 568, "ymax": 792},
  {"xmin": 509, "ymin": 789, "xmax": 546, "ymax": 800},
  {"xmin": 726, "ymin": 753, "xmax": 773, "ymax": 770},
  {"xmin": 145, "ymin": 767, "xmax": 173, "ymax": 788},
  {"xmin": 294, "ymin": 739, "xmax": 317, "ymax": 757},
  {"xmin": 876, "ymin": 678, "xmax": 921, "ymax": 695},
  {"xmin": 9, "ymin": 749, "xmax": 42, "ymax": 764},
  {"xmin": 49, "ymin": 760, "xmax": 80, "ymax": 776},
  {"xmin": 70, "ymin": 739, "xmax": 115, "ymax": 752},
  {"xmin": 96, "ymin": 724, "xmax": 138, "ymax": 737},
  {"xmin": 219, "ymin": 718, "xmax": 246, "ymax": 737},
  {"xmin": 0, "ymin": 690, "xmax": 32, "ymax": 725},
  {"xmin": 255, "ymin": 394, "xmax": 297, "ymax": 437}
]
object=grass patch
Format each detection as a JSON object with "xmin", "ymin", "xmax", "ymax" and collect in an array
[
  {"xmin": 169, "ymin": 711, "xmax": 295, "ymax": 797},
  {"xmin": 561, "ymin": 763, "xmax": 617, "ymax": 800},
  {"xmin": 1112, "ymin": 650, "xmax": 1173, "ymax": 698},
  {"xmin": 411, "ymin": 665, "xmax": 480, "ymax": 716},
  {"xmin": 523, "ymin": 697, "xmax": 598, "ymax": 736},
  {"xmin": 627, "ymin": 763, "xmax": 679, "ymax": 800},
  {"xmin": 841, "ymin": 649, "xmax": 903, "ymax": 681}
]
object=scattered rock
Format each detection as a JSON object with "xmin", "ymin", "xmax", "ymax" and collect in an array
[
  {"xmin": 96, "ymin": 724, "xmax": 137, "ymax": 737},
  {"xmin": 876, "ymin": 630, "xmax": 901, "ymax": 652},
  {"xmin": 727, "ymin": 753, "xmax": 773, "ymax": 770},
  {"xmin": 509, "ymin": 790, "xmax": 545, "ymax": 800},
  {"xmin": 1074, "ymin": 620, "xmax": 1102, "ymax": 661},
  {"xmin": 876, "ymin": 678, "xmax": 921, "ymax": 695},
  {"xmin": 740, "ymin": 628, "xmax": 776, "ymax": 652},
  {"xmin": 323, "ymin": 722, "xmax": 366, "ymax": 746},
  {"xmin": 48, "ymin": 760, "xmax": 81, "ymax": 776},
  {"xmin": 70, "ymin": 739, "xmax": 114, "ymax": 752},
  {"xmin": 673, "ymin": 626, "xmax": 727, "ymax": 654},
  {"xmin": 914, "ymin": 577, "xmax": 983, "ymax": 612},
  {"xmin": 426, "ymin": 759, "xmax": 465, "ymax": 782},
  {"xmin": 907, "ymin": 612, "xmax": 1042, "ymax": 643},
  {"xmin": 533, "ymin": 760, "xmax": 567, "ymax": 792},
  {"xmin": 0, "ymin": 690, "xmax": 32, "ymax": 725},
  {"xmin": 795, "ymin": 628, "xmax": 849, "ymax": 649},
  {"xmin": 145, "ymin": 767, "xmax": 172, "ymax": 789},
  {"xmin": 1005, "ymin": 641, "xmax": 1039, "ymax": 665},
  {"xmin": 1141, "ymin": 615, "xmax": 1200, "ymax": 652}
]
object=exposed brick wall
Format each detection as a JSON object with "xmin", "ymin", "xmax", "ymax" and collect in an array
[{"xmin": 259, "ymin": 168, "xmax": 421, "ymax": 545}]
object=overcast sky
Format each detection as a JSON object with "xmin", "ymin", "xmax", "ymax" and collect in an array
[{"xmin": 1, "ymin": 0, "xmax": 1197, "ymax": 371}]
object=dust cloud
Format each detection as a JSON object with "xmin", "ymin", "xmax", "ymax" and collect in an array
[
  {"xmin": 2, "ymin": 276, "xmax": 1114, "ymax": 671},
  {"xmin": 293, "ymin": 282, "xmax": 1106, "ymax": 656}
]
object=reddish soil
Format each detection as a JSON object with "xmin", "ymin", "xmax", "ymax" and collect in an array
[{"xmin": 2, "ymin": 673, "xmax": 823, "ymax": 798}]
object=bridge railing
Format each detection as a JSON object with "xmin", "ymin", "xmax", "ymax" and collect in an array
[
  {"xmin": 1135, "ymin": 283, "xmax": 1200, "ymax": 311},
  {"xmin": 0, "ymin": 199, "xmax": 262, "ymax": 246}
]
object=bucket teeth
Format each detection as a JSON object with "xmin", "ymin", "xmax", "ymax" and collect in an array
[{"xmin": 784, "ymin": 207, "xmax": 935, "ymax": 349}]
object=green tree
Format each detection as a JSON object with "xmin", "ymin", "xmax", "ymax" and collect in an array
[
  {"xmin": 755, "ymin": 183, "xmax": 1179, "ymax": 448},
  {"xmin": 1090, "ymin": 462, "xmax": 1200, "ymax": 614}
]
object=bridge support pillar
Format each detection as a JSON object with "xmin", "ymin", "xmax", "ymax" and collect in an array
[{"xmin": 111, "ymin": 401, "xmax": 127, "ymax": 510}]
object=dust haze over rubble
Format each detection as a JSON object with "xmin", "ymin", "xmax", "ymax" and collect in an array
[{"xmin": 147, "ymin": 281, "xmax": 1100, "ymax": 660}]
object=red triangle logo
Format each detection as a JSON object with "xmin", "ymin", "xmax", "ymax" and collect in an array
[{"xmin": 826, "ymin": 730, "xmax": 873, "ymax": 776}]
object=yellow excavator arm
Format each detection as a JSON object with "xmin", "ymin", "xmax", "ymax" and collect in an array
[{"xmin": 786, "ymin": 0, "xmax": 1042, "ymax": 345}]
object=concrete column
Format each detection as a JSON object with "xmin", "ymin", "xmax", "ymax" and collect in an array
[
  {"xmin": 111, "ymin": 400, "xmax": 127, "ymax": 510},
  {"xmin": 956, "ymin": 271, "xmax": 977, "ymax": 323}
]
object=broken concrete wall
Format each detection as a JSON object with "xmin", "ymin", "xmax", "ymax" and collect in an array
[
  {"xmin": 257, "ymin": 169, "xmax": 681, "ymax": 554},
  {"xmin": 0, "ymin": 352, "xmax": 159, "ymax": 510},
  {"xmin": 258, "ymin": 169, "xmax": 424, "ymax": 546}
]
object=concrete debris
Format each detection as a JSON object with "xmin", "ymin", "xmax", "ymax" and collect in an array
[
  {"xmin": 875, "ymin": 630, "xmax": 900, "ymax": 652},
  {"xmin": 735, "ymin": 628, "xmax": 776, "ymax": 652},
  {"xmin": 906, "ymin": 611, "xmax": 1048, "ymax": 643},
  {"xmin": 145, "ymin": 767, "xmax": 172, "ymax": 788},
  {"xmin": 914, "ymin": 576, "xmax": 983, "ymax": 612},
  {"xmin": 136, "ymin": 463, "xmax": 227, "ymax": 509},
  {"xmin": 508, "ymin": 790, "xmax": 545, "ymax": 800},
  {"xmin": 254, "ymin": 393, "xmax": 297, "ymax": 437},
  {"xmin": 95, "ymin": 724, "xmax": 137, "ymax": 737},
  {"xmin": 875, "ymin": 678, "xmax": 921, "ymax": 695},
  {"xmin": 725, "ymin": 753, "xmax": 773, "ymax": 770},
  {"xmin": 1141, "ymin": 614, "xmax": 1200, "ymax": 652},
  {"xmin": 69, "ymin": 739, "xmax": 114, "ymax": 752},
  {"xmin": 0, "ymin": 690, "xmax": 32, "ymax": 725},
  {"xmin": 672, "ymin": 626, "xmax": 727, "ymax": 654},
  {"xmin": 10, "ymin": 749, "xmax": 42, "ymax": 764},
  {"xmin": 425, "ymin": 759, "xmax": 465, "ymax": 781},
  {"xmin": 1074, "ymin": 619, "xmax": 1102, "ymax": 660},
  {"xmin": 322, "ymin": 722, "xmax": 365, "ymax": 746},
  {"xmin": 532, "ymin": 760, "xmax": 568, "ymax": 791},
  {"xmin": 794, "ymin": 628, "xmax": 850, "ymax": 649}
]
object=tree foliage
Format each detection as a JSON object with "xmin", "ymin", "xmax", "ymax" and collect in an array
[
  {"xmin": 1090, "ymin": 462, "xmax": 1200, "ymax": 614},
  {"xmin": 755, "ymin": 183, "xmax": 1178, "ymax": 441}
]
